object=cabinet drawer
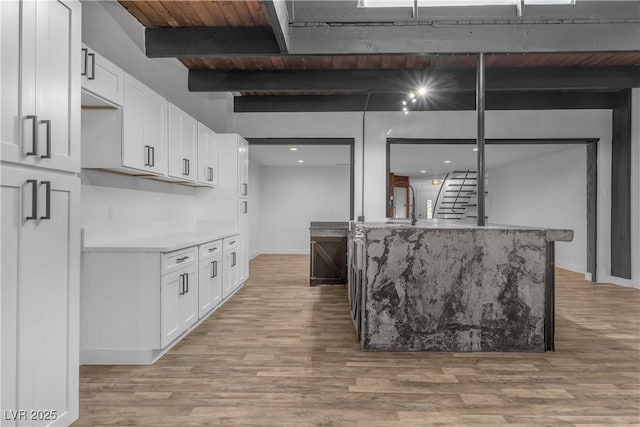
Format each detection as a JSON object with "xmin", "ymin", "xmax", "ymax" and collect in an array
[
  {"xmin": 199, "ymin": 240, "xmax": 222, "ymax": 260},
  {"xmin": 223, "ymin": 235, "xmax": 240, "ymax": 252},
  {"xmin": 161, "ymin": 247, "xmax": 197, "ymax": 275}
]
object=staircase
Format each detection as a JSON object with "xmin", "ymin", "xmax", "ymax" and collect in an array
[{"xmin": 433, "ymin": 170, "xmax": 486, "ymax": 221}]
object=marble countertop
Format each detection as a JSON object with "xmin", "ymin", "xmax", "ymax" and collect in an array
[
  {"xmin": 354, "ymin": 219, "xmax": 573, "ymax": 242},
  {"xmin": 82, "ymin": 230, "xmax": 238, "ymax": 253}
]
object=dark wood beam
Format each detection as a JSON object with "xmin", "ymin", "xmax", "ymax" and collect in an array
[
  {"xmin": 145, "ymin": 27, "xmax": 280, "ymax": 58},
  {"xmin": 233, "ymin": 91, "xmax": 618, "ymax": 113},
  {"xmin": 192, "ymin": 66, "xmax": 640, "ymax": 93},
  {"xmin": 611, "ymin": 89, "xmax": 632, "ymax": 279}
]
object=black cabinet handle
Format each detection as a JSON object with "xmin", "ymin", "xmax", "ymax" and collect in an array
[
  {"xmin": 182, "ymin": 158, "xmax": 187, "ymax": 175},
  {"xmin": 232, "ymin": 252, "xmax": 236, "ymax": 267},
  {"xmin": 88, "ymin": 52, "xmax": 96, "ymax": 80},
  {"xmin": 144, "ymin": 145, "xmax": 150, "ymax": 166},
  {"xmin": 176, "ymin": 256, "xmax": 189, "ymax": 263},
  {"xmin": 150, "ymin": 146, "xmax": 155, "ymax": 166},
  {"xmin": 81, "ymin": 48, "xmax": 88, "ymax": 76},
  {"xmin": 40, "ymin": 181, "xmax": 51, "ymax": 220},
  {"xmin": 207, "ymin": 167, "xmax": 213, "ymax": 182},
  {"xmin": 214, "ymin": 260, "xmax": 218, "ymax": 278},
  {"xmin": 186, "ymin": 159, "xmax": 190, "ymax": 176},
  {"xmin": 25, "ymin": 115, "xmax": 38, "ymax": 156},
  {"xmin": 179, "ymin": 274, "xmax": 185, "ymax": 295},
  {"xmin": 243, "ymin": 183, "xmax": 248, "ymax": 196},
  {"xmin": 228, "ymin": 240, "xmax": 236, "ymax": 245},
  {"xmin": 243, "ymin": 201, "xmax": 248, "ymax": 214},
  {"xmin": 40, "ymin": 120, "xmax": 51, "ymax": 159},
  {"xmin": 185, "ymin": 273, "xmax": 189, "ymax": 293},
  {"xmin": 26, "ymin": 179, "xmax": 37, "ymax": 220},
  {"xmin": 208, "ymin": 247, "xmax": 217, "ymax": 252}
]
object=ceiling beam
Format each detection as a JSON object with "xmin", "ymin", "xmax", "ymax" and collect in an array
[
  {"xmin": 189, "ymin": 66, "xmax": 640, "ymax": 93},
  {"xmin": 288, "ymin": 22, "xmax": 640, "ymax": 54},
  {"xmin": 290, "ymin": 1, "xmax": 640, "ymax": 23},
  {"xmin": 145, "ymin": 27, "xmax": 280, "ymax": 58},
  {"xmin": 233, "ymin": 91, "xmax": 618, "ymax": 113},
  {"xmin": 262, "ymin": 0, "xmax": 291, "ymax": 53}
]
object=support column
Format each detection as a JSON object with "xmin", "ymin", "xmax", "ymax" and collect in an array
[{"xmin": 476, "ymin": 53, "xmax": 486, "ymax": 226}]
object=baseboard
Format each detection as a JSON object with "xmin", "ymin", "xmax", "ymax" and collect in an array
[
  {"xmin": 257, "ymin": 249, "xmax": 309, "ymax": 255},
  {"xmin": 555, "ymin": 261, "xmax": 585, "ymax": 275},
  {"xmin": 600, "ymin": 275, "xmax": 640, "ymax": 289}
]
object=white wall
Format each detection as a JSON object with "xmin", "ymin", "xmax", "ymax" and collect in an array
[
  {"xmin": 488, "ymin": 146, "xmax": 587, "ymax": 274},
  {"xmin": 631, "ymin": 89, "xmax": 640, "ymax": 288},
  {"xmin": 248, "ymin": 160, "xmax": 262, "ymax": 258},
  {"xmin": 81, "ymin": 1, "xmax": 231, "ymax": 133},
  {"xmin": 234, "ymin": 109, "xmax": 621, "ymax": 282},
  {"xmin": 257, "ymin": 166, "xmax": 350, "ymax": 254},
  {"xmin": 408, "ymin": 177, "xmax": 445, "ymax": 219}
]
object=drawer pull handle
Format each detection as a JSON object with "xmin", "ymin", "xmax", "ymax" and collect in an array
[
  {"xmin": 176, "ymin": 256, "xmax": 189, "ymax": 263},
  {"xmin": 228, "ymin": 241, "xmax": 236, "ymax": 245},
  {"xmin": 208, "ymin": 247, "xmax": 217, "ymax": 252}
]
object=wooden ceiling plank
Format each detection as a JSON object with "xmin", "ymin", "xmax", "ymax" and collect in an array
[
  {"xmin": 217, "ymin": 1, "xmax": 242, "ymax": 27},
  {"xmin": 244, "ymin": 1, "xmax": 270, "ymax": 26},
  {"xmin": 229, "ymin": 1, "xmax": 256, "ymax": 26},
  {"xmin": 118, "ymin": 1, "xmax": 155, "ymax": 27}
]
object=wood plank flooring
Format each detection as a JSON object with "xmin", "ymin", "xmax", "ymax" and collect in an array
[{"xmin": 74, "ymin": 255, "xmax": 640, "ymax": 426}]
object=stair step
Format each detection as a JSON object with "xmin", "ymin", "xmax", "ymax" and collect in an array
[
  {"xmin": 443, "ymin": 196, "xmax": 471, "ymax": 199},
  {"xmin": 466, "ymin": 216, "xmax": 489, "ymax": 218},
  {"xmin": 447, "ymin": 177, "xmax": 477, "ymax": 180}
]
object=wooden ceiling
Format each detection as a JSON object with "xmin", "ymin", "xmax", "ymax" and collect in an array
[{"xmin": 119, "ymin": 1, "xmax": 270, "ymax": 27}]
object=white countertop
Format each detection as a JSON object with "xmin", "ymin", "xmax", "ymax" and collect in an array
[{"xmin": 82, "ymin": 230, "xmax": 238, "ymax": 253}]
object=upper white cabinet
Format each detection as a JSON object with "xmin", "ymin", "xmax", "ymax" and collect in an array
[
  {"xmin": 168, "ymin": 103, "xmax": 197, "ymax": 183},
  {"xmin": 81, "ymin": 43, "xmax": 124, "ymax": 106},
  {"xmin": 197, "ymin": 122, "xmax": 218, "ymax": 187},
  {"xmin": 238, "ymin": 137, "xmax": 249, "ymax": 197},
  {"xmin": 1, "ymin": 0, "xmax": 81, "ymax": 174},
  {"xmin": 122, "ymin": 74, "xmax": 168, "ymax": 176}
]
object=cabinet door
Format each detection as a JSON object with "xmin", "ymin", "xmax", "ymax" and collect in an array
[
  {"xmin": 1, "ymin": 0, "xmax": 80, "ymax": 173},
  {"xmin": 198, "ymin": 256, "xmax": 222, "ymax": 317},
  {"xmin": 197, "ymin": 123, "xmax": 217, "ymax": 187},
  {"xmin": 179, "ymin": 268, "xmax": 198, "ymax": 329},
  {"xmin": 81, "ymin": 44, "xmax": 124, "ymax": 106},
  {"xmin": 222, "ymin": 252, "xmax": 239, "ymax": 299},
  {"xmin": 168, "ymin": 104, "xmax": 197, "ymax": 182},
  {"xmin": 238, "ymin": 137, "xmax": 249, "ymax": 197},
  {"xmin": 161, "ymin": 270, "xmax": 182, "ymax": 348},
  {"xmin": 122, "ymin": 74, "xmax": 167, "ymax": 176},
  {"xmin": 1, "ymin": 166, "xmax": 79, "ymax": 427},
  {"xmin": 238, "ymin": 199, "xmax": 250, "ymax": 284}
]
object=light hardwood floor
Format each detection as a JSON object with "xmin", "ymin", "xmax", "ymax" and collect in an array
[{"xmin": 74, "ymin": 255, "xmax": 640, "ymax": 426}]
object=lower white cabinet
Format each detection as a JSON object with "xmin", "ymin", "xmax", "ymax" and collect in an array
[
  {"xmin": 1, "ymin": 165, "xmax": 80, "ymax": 426},
  {"xmin": 81, "ymin": 235, "xmax": 246, "ymax": 365},
  {"xmin": 223, "ymin": 236, "xmax": 240, "ymax": 299},
  {"xmin": 161, "ymin": 266, "xmax": 198, "ymax": 348},
  {"xmin": 198, "ymin": 251, "xmax": 222, "ymax": 317}
]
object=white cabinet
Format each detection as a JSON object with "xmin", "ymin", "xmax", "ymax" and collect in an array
[
  {"xmin": 238, "ymin": 137, "xmax": 249, "ymax": 197},
  {"xmin": 197, "ymin": 122, "xmax": 218, "ymax": 187},
  {"xmin": 1, "ymin": 0, "xmax": 81, "ymax": 174},
  {"xmin": 223, "ymin": 236, "xmax": 240, "ymax": 298},
  {"xmin": 161, "ymin": 266, "xmax": 198, "ymax": 348},
  {"xmin": 198, "ymin": 241, "xmax": 223, "ymax": 316},
  {"xmin": 81, "ymin": 43, "xmax": 124, "ymax": 106},
  {"xmin": 1, "ymin": 165, "xmax": 80, "ymax": 427},
  {"xmin": 168, "ymin": 103, "xmax": 197, "ymax": 182},
  {"xmin": 239, "ymin": 199, "xmax": 250, "ymax": 284},
  {"xmin": 1, "ymin": 1, "xmax": 80, "ymax": 425},
  {"xmin": 122, "ymin": 74, "xmax": 168, "ymax": 176}
]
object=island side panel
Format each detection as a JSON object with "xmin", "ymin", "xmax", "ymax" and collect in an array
[{"xmin": 361, "ymin": 228, "xmax": 549, "ymax": 352}]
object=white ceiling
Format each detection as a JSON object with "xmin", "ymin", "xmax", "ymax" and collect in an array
[
  {"xmin": 391, "ymin": 143, "xmax": 584, "ymax": 178},
  {"xmin": 249, "ymin": 145, "xmax": 351, "ymax": 166}
]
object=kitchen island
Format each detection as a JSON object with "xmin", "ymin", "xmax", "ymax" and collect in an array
[{"xmin": 348, "ymin": 221, "xmax": 573, "ymax": 352}]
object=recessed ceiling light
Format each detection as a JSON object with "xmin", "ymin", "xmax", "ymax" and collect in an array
[
  {"xmin": 420, "ymin": 170, "xmax": 427, "ymax": 173},
  {"xmin": 417, "ymin": 86, "xmax": 428, "ymax": 96},
  {"xmin": 408, "ymin": 92, "xmax": 415, "ymax": 99},
  {"xmin": 402, "ymin": 101, "xmax": 407, "ymax": 106},
  {"xmin": 297, "ymin": 160, "xmax": 304, "ymax": 163},
  {"xmin": 444, "ymin": 160, "xmax": 451, "ymax": 164},
  {"xmin": 290, "ymin": 147, "xmax": 298, "ymax": 151},
  {"xmin": 403, "ymin": 111, "xmax": 409, "ymax": 115},
  {"xmin": 473, "ymin": 148, "xmax": 478, "ymax": 152},
  {"xmin": 411, "ymin": 98, "xmax": 417, "ymax": 103},
  {"xmin": 402, "ymin": 107, "xmax": 408, "ymax": 112}
]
